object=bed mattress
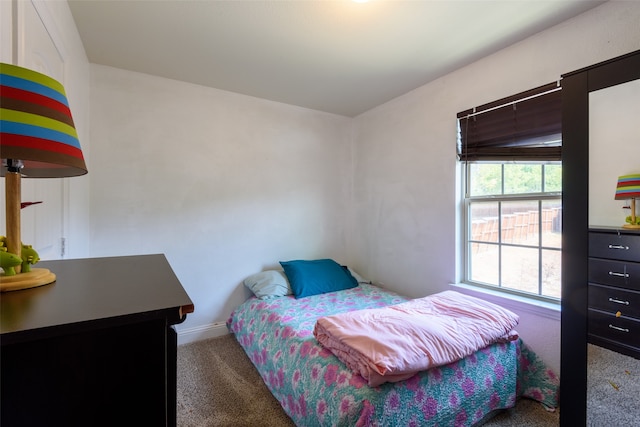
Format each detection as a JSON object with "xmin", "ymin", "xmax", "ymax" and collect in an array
[{"xmin": 227, "ymin": 283, "xmax": 558, "ymax": 426}]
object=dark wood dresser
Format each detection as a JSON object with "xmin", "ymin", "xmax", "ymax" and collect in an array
[
  {"xmin": 588, "ymin": 227, "xmax": 640, "ymax": 359},
  {"xmin": 0, "ymin": 254, "xmax": 194, "ymax": 427}
]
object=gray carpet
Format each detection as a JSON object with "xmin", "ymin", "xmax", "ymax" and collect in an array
[
  {"xmin": 176, "ymin": 335, "xmax": 637, "ymax": 426},
  {"xmin": 177, "ymin": 334, "xmax": 295, "ymax": 427},
  {"xmin": 587, "ymin": 344, "xmax": 640, "ymax": 426}
]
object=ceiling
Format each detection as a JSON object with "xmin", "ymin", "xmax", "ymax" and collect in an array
[{"xmin": 68, "ymin": 0, "xmax": 605, "ymax": 117}]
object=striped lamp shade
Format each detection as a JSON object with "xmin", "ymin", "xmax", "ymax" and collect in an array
[
  {"xmin": 1, "ymin": 63, "xmax": 87, "ymax": 178},
  {"xmin": 615, "ymin": 174, "xmax": 640, "ymax": 200}
]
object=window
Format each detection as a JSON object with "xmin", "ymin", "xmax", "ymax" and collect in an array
[{"xmin": 458, "ymin": 83, "xmax": 562, "ymax": 301}]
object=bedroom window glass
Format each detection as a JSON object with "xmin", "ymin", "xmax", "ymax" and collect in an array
[{"xmin": 457, "ymin": 83, "xmax": 562, "ymax": 301}]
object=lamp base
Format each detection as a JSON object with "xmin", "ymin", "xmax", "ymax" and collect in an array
[
  {"xmin": 622, "ymin": 223, "xmax": 640, "ymax": 229},
  {"xmin": 0, "ymin": 268, "xmax": 56, "ymax": 292}
]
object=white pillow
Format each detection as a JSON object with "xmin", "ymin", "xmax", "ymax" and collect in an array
[
  {"xmin": 243, "ymin": 270, "xmax": 292, "ymax": 299},
  {"xmin": 347, "ymin": 267, "xmax": 369, "ymax": 284}
]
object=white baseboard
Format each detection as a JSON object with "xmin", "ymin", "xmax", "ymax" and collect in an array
[{"xmin": 177, "ymin": 321, "xmax": 229, "ymax": 346}]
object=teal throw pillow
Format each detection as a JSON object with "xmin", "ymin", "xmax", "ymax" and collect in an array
[{"xmin": 279, "ymin": 259, "xmax": 358, "ymax": 298}]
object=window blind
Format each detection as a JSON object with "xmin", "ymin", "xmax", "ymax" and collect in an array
[{"xmin": 457, "ymin": 82, "xmax": 562, "ymax": 161}]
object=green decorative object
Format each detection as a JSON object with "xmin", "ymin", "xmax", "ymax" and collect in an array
[
  {"xmin": 0, "ymin": 247, "xmax": 22, "ymax": 276},
  {"xmin": 0, "ymin": 236, "xmax": 51, "ymax": 291},
  {"xmin": 20, "ymin": 244, "xmax": 40, "ymax": 273},
  {"xmin": 625, "ymin": 215, "xmax": 640, "ymax": 226}
]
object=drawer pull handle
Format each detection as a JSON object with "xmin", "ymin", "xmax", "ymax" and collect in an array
[
  {"xmin": 609, "ymin": 324, "xmax": 630, "ymax": 333},
  {"xmin": 609, "ymin": 271, "xmax": 630, "ymax": 278},
  {"xmin": 609, "ymin": 297, "xmax": 630, "ymax": 305},
  {"xmin": 608, "ymin": 244, "xmax": 629, "ymax": 250}
]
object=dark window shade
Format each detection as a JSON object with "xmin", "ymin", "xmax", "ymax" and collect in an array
[{"xmin": 457, "ymin": 83, "xmax": 562, "ymax": 161}]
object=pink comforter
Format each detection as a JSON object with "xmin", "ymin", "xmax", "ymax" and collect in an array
[{"xmin": 313, "ymin": 290, "xmax": 519, "ymax": 386}]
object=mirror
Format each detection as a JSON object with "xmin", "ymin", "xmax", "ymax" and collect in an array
[
  {"xmin": 587, "ymin": 78, "xmax": 640, "ymax": 424},
  {"xmin": 560, "ymin": 50, "xmax": 640, "ymax": 426}
]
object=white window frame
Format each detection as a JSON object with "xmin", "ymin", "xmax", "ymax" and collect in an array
[{"xmin": 462, "ymin": 161, "xmax": 562, "ymax": 303}]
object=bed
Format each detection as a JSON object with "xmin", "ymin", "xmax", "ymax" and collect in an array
[{"xmin": 227, "ymin": 262, "xmax": 559, "ymax": 426}]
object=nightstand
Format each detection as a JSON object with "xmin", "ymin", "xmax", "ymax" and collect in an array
[{"xmin": 588, "ymin": 227, "xmax": 640, "ymax": 359}]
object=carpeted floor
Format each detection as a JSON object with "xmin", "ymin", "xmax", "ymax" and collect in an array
[
  {"xmin": 587, "ymin": 344, "xmax": 640, "ymax": 426},
  {"xmin": 177, "ymin": 334, "xmax": 295, "ymax": 427},
  {"xmin": 176, "ymin": 334, "xmax": 638, "ymax": 426}
]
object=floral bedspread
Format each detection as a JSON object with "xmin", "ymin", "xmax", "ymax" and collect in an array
[{"xmin": 227, "ymin": 284, "xmax": 559, "ymax": 427}]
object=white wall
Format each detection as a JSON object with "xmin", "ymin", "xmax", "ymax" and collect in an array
[
  {"xmin": 350, "ymin": 1, "xmax": 640, "ymax": 374},
  {"xmin": 88, "ymin": 65, "xmax": 352, "ymax": 336}
]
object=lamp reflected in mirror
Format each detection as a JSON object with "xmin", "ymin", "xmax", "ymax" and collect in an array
[{"xmin": 615, "ymin": 174, "xmax": 640, "ymax": 229}]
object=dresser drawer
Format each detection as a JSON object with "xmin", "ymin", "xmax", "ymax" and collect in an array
[
  {"xmin": 589, "ymin": 258, "xmax": 640, "ymax": 290},
  {"xmin": 589, "ymin": 232, "xmax": 640, "ymax": 262},
  {"xmin": 588, "ymin": 309, "xmax": 640, "ymax": 348},
  {"xmin": 588, "ymin": 283, "xmax": 640, "ymax": 318}
]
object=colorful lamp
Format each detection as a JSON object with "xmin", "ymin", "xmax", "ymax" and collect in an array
[
  {"xmin": 615, "ymin": 173, "xmax": 640, "ymax": 229},
  {"xmin": 1, "ymin": 63, "xmax": 87, "ymax": 291}
]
